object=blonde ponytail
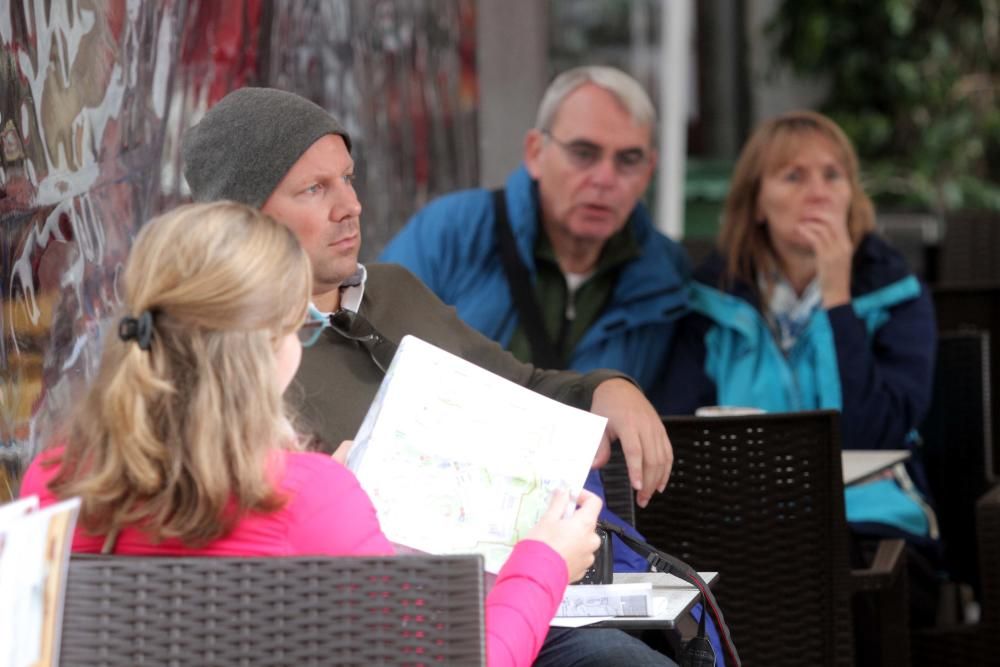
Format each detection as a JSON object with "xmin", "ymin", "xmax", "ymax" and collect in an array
[{"xmin": 50, "ymin": 202, "xmax": 311, "ymax": 546}]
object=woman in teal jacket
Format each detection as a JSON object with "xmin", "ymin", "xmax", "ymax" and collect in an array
[{"xmin": 653, "ymin": 110, "xmax": 939, "ymax": 583}]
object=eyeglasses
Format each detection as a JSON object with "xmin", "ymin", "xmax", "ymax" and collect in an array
[
  {"xmin": 298, "ymin": 306, "xmax": 397, "ymax": 374},
  {"xmin": 542, "ymin": 130, "xmax": 650, "ymax": 177}
]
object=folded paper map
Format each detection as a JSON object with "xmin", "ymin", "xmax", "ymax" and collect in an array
[{"xmin": 348, "ymin": 335, "xmax": 607, "ymax": 573}]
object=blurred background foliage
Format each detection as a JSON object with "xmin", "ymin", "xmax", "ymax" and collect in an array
[{"xmin": 769, "ymin": 0, "xmax": 1000, "ymax": 214}]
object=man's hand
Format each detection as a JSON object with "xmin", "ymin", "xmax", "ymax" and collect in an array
[{"xmin": 590, "ymin": 378, "xmax": 673, "ymax": 508}]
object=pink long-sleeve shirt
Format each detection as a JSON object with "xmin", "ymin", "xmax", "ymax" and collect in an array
[{"xmin": 20, "ymin": 449, "xmax": 568, "ymax": 667}]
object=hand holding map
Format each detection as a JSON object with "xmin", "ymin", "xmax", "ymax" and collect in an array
[
  {"xmin": 526, "ymin": 489, "xmax": 603, "ymax": 582},
  {"xmin": 347, "ymin": 335, "xmax": 607, "ymax": 573}
]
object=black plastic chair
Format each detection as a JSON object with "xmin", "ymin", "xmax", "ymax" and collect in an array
[
  {"xmin": 937, "ymin": 211, "xmax": 1000, "ymax": 285},
  {"xmin": 630, "ymin": 410, "xmax": 906, "ymax": 667},
  {"xmin": 601, "ymin": 442, "xmax": 636, "ymax": 529},
  {"xmin": 60, "ymin": 554, "xmax": 486, "ymax": 667},
  {"xmin": 931, "ymin": 284, "xmax": 1000, "ymax": 477},
  {"xmin": 920, "ymin": 331, "xmax": 994, "ymax": 593},
  {"xmin": 910, "ymin": 483, "xmax": 1000, "ymax": 666},
  {"xmin": 911, "ymin": 330, "xmax": 1000, "ymax": 666}
]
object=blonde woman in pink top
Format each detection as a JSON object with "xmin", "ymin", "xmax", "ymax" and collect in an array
[{"xmin": 20, "ymin": 201, "xmax": 602, "ymax": 667}]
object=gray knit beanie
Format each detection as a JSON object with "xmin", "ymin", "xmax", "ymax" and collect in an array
[{"xmin": 182, "ymin": 87, "xmax": 352, "ymax": 208}]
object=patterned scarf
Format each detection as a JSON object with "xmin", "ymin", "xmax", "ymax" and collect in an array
[{"xmin": 761, "ymin": 272, "xmax": 822, "ymax": 354}]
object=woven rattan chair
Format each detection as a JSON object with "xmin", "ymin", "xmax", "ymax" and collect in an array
[
  {"xmin": 600, "ymin": 443, "xmax": 636, "ymax": 528},
  {"xmin": 932, "ymin": 284, "xmax": 1000, "ymax": 476},
  {"xmin": 60, "ymin": 554, "xmax": 485, "ymax": 667},
  {"xmin": 920, "ymin": 331, "xmax": 994, "ymax": 591},
  {"xmin": 937, "ymin": 210, "xmax": 1000, "ymax": 285},
  {"xmin": 911, "ymin": 330, "xmax": 1000, "ymax": 666},
  {"xmin": 630, "ymin": 410, "xmax": 906, "ymax": 667},
  {"xmin": 910, "ymin": 484, "xmax": 1000, "ymax": 666}
]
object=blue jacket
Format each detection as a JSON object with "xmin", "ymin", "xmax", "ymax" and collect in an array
[
  {"xmin": 380, "ymin": 165, "xmax": 689, "ymax": 391},
  {"xmin": 653, "ymin": 234, "xmax": 938, "ymax": 538},
  {"xmin": 382, "ymin": 166, "xmax": 690, "ymax": 572}
]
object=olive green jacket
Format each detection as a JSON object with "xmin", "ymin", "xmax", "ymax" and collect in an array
[{"xmin": 291, "ymin": 263, "xmax": 625, "ymax": 451}]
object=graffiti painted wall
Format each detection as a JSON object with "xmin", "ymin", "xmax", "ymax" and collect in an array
[
  {"xmin": 0, "ymin": 0, "xmax": 478, "ymax": 499},
  {"xmin": 262, "ymin": 1, "xmax": 479, "ymax": 251}
]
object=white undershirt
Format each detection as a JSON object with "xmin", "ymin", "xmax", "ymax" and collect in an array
[{"xmin": 563, "ymin": 270, "xmax": 593, "ymax": 320}]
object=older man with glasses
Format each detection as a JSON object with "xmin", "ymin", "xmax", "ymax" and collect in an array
[
  {"xmin": 183, "ymin": 84, "xmax": 682, "ymax": 667},
  {"xmin": 382, "ymin": 66, "xmax": 690, "ymax": 574}
]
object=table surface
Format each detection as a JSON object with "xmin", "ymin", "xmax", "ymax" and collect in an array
[
  {"xmin": 551, "ymin": 571, "xmax": 718, "ymax": 629},
  {"xmin": 842, "ymin": 450, "xmax": 910, "ymax": 486}
]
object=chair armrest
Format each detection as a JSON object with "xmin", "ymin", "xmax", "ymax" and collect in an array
[
  {"xmin": 851, "ymin": 538, "xmax": 906, "ymax": 593},
  {"xmin": 976, "ymin": 482, "xmax": 1000, "ymax": 624},
  {"xmin": 976, "ymin": 482, "xmax": 1000, "ymax": 529},
  {"xmin": 850, "ymin": 538, "xmax": 911, "ymax": 666}
]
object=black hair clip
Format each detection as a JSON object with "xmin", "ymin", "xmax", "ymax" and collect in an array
[{"xmin": 118, "ymin": 310, "xmax": 155, "ymax": 351}]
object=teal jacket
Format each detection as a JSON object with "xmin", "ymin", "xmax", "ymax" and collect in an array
[{"xmin": 654, "ymin": 234, "xmax": 937, "ymax": 538}]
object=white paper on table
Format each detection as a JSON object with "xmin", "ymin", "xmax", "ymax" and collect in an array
[
  {"xmin": 556, "ymin": 582, "xmax": 654, "ymax": 617},
  {"xmin": 348, "ymin": 335, "xmax": 607, "ymax": 573},
  {"xmin": 550, "ymin": 589, "xmax": 697, "ymax": 627}
]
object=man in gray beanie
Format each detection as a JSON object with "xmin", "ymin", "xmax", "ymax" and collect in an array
[
  {"xmin": 183, "ymin": 87, "xmax": 351, "ymax": 208},
  {"xmin": 183, "ymin": 86, "xmax": 680, "ymax": 667}
]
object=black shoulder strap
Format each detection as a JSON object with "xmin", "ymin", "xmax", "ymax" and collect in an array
[{"xmin": 492, "ymin": 189, "xmax": 564, "ymax": 369}]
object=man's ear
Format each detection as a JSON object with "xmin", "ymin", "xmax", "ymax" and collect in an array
[{"xmin": 524, "ymin": 129, "xmax": 545, "ymax": 179}]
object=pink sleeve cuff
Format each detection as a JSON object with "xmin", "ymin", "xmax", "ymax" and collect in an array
[{"xmin": 484, "ymin": 540, "xmax": 569, "ymax": 667}]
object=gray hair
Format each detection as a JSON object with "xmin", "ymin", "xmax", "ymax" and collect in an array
[{"xmin": 535, "ymin": 66, "xmax": 656, "ymax": 134}]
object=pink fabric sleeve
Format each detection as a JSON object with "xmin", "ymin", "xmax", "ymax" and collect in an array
[
  {"xmin": 485, "ymin": 539, "xmax": 568, "ymax": 667},
  {"xmin": 281, "ymin": 453, "xmax": 394, "ymax": 556}
]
